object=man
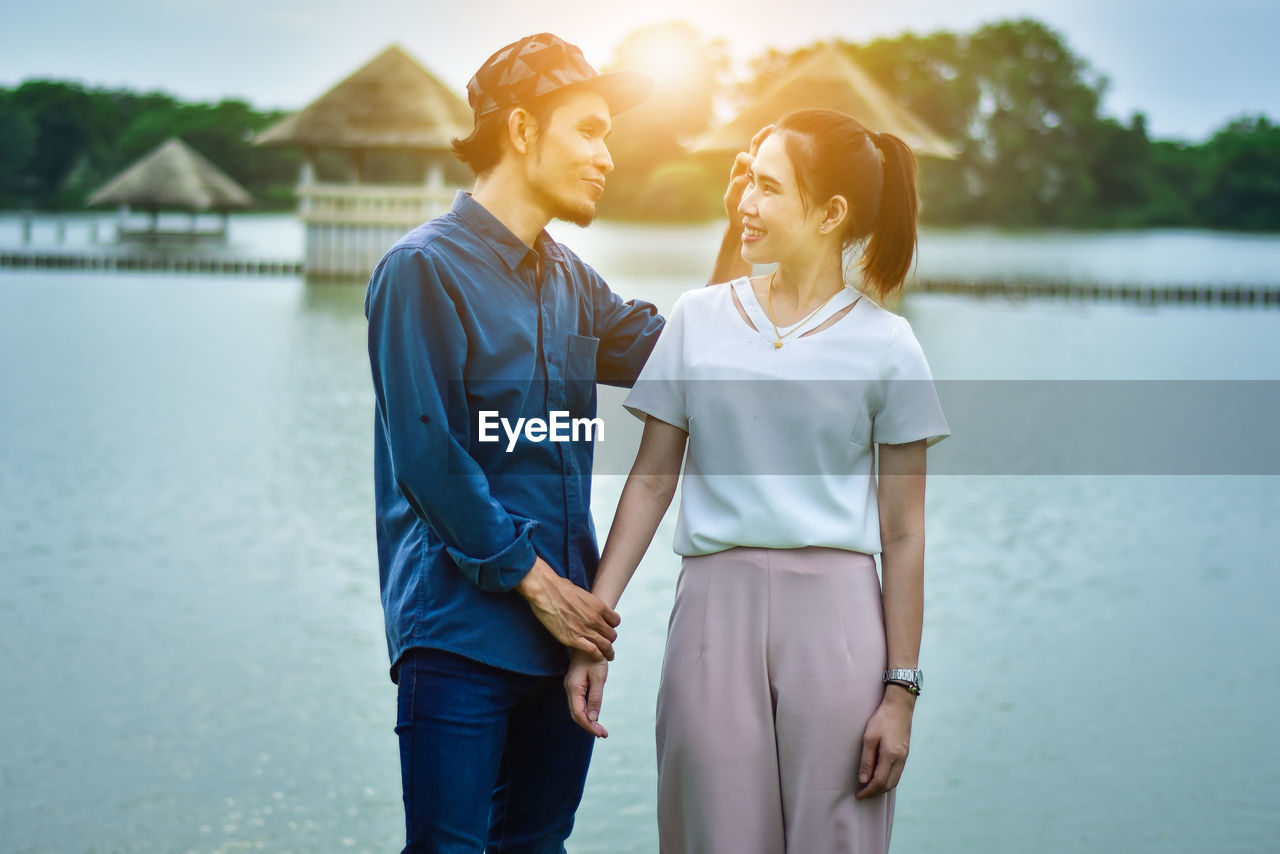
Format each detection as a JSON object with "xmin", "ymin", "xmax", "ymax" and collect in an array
[{"xmin": 365, "ymin": 33, "xmax": 749, "ymax": 854}]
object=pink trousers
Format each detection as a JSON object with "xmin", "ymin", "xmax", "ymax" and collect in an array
[{"xmin": 655, "ymin": 547, "xmax": 895, "ymax": 854}]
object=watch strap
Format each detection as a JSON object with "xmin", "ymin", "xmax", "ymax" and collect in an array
[{"xmin": 883, "ymin": 668, "xmax": 923, "ymax": 696}]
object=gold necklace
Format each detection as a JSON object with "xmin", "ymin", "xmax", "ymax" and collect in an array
[{"xmin": 765, "ymin": 270, "xmax": 842, "ymax": 349}]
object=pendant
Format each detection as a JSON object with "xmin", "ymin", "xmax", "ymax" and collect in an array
[{"xmin": 774, "ymin": 341, "xmax": 783, "ymax": 349}]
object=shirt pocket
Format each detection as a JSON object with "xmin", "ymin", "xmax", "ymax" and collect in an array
[
  {"xmin": 848, "ymin": 381, "xmax": 877, "ymax": 449},
  {"xmin": 565, "ymin": 333, "xmax": 599, "ymax": 419}
]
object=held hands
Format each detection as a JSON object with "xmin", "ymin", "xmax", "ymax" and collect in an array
[
  {"xmin": 855, "ymin": 688, "xmax": 916, "ymax": 799},
  {"xmin": 565, "ymin": 649, "xmax": 610, "ymax": 738},
  {"xmin": 724, "ymin": 124, "xmax": 774, "ymax": 223},
  {"xmin": 516, "ymin": 556, "xmax": 620, "ymax": 661}
]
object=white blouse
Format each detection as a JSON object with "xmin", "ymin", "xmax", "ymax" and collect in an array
[{"xmin": 623, "ymin": 277, "xmax": 950, "ymax": 557}]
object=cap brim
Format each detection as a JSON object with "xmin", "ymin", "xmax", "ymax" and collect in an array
[{"xmin": 566, "ymin": 70, "xmax": 653, "ymax": 116}]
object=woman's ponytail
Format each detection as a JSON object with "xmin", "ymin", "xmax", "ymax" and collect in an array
[
  {"xmin": 859, "ymin": 132, "xmax": 919, "ymax": 304},
  {"xmin": 774, "ymin": 111, "xmax": 921, "ymax": 306}
]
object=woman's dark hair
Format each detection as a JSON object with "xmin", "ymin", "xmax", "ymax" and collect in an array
[
  {"xmin": 774, "ymin": 109, "xmax": 919, "ymax": 305},
  {"xmin": 451, "ymin": 92, "xmax": 565, "ymax": 177}
]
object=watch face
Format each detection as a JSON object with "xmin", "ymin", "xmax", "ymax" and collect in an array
[{"xmin": 915, "ymin": 670, "xmax": 923, "ymax": 690}]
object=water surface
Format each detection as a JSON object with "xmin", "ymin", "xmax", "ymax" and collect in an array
[{"xmin": 1, "ymin": 220, "xmax": 1278, "ymax": 853}]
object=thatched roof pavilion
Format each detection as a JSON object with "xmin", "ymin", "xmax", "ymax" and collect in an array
[
  {"xmin": 695, "ymin": 45, "xmax": 958, "ymax": 159},
  {"xmin": 88, "ymin": 137, "xmax": 252, "ymax": 210},
  {"xmin": 249, "ymin": 44, "xmax": 474, "ymax": 276},
  {"xmin": 253, "ymin": 44, "xmax": 473, "ymax": 152}
]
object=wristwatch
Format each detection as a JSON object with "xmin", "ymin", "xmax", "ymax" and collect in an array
[{"xmin": 883, "ymin": 668, "xmax": 923, "ymax": 696}]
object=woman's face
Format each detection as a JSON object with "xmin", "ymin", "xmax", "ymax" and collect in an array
[{"xmin": 737, "ymin": 132, "xmax": 824, "ymax": 266}]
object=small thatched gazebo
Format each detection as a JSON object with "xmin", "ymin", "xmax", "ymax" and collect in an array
[
  {"xmin": 88, "ymin": 137, "xmax": 252, "ymax": 241},
  {"xmin": 694, "ymin": 45, "xmax": 958, "ymax": 159},
  {"xmin": 255, "ymin": 44, "xmax": 475, "ymax": 276}
]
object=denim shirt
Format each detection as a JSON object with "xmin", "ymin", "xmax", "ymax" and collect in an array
[{"xmin": 365, "ymin": 192, "xmax": 664, "ymax": 680}]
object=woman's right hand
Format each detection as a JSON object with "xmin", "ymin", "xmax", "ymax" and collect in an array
[
  {"xmin": 565, "ymin": 649, "xmax": 610, "ymax": 738},
  {"xmin": 724, "ymin": 124, "xmax": 775, "ymax": 222}
]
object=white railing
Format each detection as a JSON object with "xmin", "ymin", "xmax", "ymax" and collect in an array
[{"xmin": 297, "ymin": 183, "xmax": 456, "ymax": 227}]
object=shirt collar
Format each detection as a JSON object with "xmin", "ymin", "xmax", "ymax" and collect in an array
[{"xmin": 452, "ymin": 191, "xmax": 565, "ymax": 272}]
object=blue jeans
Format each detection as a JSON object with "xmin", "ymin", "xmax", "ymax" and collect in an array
[{"xmin": 395, "ymin": 647, "xmax": 595, "ymax": 854}]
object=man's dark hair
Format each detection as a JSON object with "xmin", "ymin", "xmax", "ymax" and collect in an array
[{"xmin": 451, "ymin": 92, "xmax": 567, "ymax": 177}]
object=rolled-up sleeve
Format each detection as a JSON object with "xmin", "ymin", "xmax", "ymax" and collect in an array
[{"xmin": 365, "ymin": 247, "xmax": 538, "ymax": 591}]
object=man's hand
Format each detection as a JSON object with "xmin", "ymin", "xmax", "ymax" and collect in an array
[
  {"xmin": 723, "ymin": 124, "xmax": 775, "ymax": 222},
  {"xmin": 855, "ymin": 688, "xmax": 915, "ymax": 799},
  {"xmin": 516, "ymin": 557, "xmax": 620, "ymax": 660},
  {"xmin": 565, "ymin": 649, "xmax": 609, "ymax": 738}
]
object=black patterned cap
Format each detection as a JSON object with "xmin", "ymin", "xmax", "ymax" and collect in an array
[{"xmin": 467, "ymin": 33, "xmax": 652, "ymax": 119}]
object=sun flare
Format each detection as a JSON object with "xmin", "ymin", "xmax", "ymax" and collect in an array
[{"xmin": 617, "ymin": 22, "xmax": 707, "ymax": 91}]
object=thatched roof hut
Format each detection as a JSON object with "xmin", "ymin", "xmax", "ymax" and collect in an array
[
  {"xmin": 88, "ymin": 137, "xmax": 252, "ymax": 210},
  {"xmin": 695, "ymin": 45, "xmax": 958, "ymax": 159},
  {"xmin": 254, "ymin": 44, "xmax": 473, "ymax": 151}
]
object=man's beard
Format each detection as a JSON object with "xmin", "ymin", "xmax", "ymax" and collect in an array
[
  {"xmin": 551, "ymin": 197, "xmax": 596, "ymax": 228},
  {"xmin": 531, "ymin": 175, "xmax": 597, "ymax": 228}
]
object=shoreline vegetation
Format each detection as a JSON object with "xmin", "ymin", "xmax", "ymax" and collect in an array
[{"xmin": 1, "ymin": 17, "xmax": 1278, "ymax": 231}]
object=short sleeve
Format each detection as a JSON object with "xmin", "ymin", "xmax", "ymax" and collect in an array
[
  {"xmin": 873, "ymin": 317, "xmax": 951, "ymax": 447},
  {"xmin": 622, "ymin": 292, "xmax": 688, "ymax": 430}
]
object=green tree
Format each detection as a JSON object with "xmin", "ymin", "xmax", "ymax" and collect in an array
[
  {"xmin": 961, "ymin": 19, "xmax": 1108, "ymax": 225},
  {"xmin": 734, "ymin": 19, "xmax": 1181, "ymax": 229},
  {"xmin": 9, "ymin": 81, "xmax": 102, "ymax": 201},
  {"xmin": 848, "ymin": 31, "xmax": 976, "ymax": 142},
  {"xmin": 0, "ymin": 91, "xmax": 38, "ymax": 204},
  {"xmin": 0, "ymin": 80, "xmax": 299, "ymax": 211},
  {"xmin": 113, "ymin": 98, "xmax": 298, "ymax": 205},
  {"xmin": 1198, "ymin": 115, "xmax": 1280, "ymax": 230},
  {"xmin": 1142, "ymin": 139, "xmax": 1203, "ymax": 226},
  {"xmin": 844, "ymin": 32, "xmax": 978, "ymax": 225}
]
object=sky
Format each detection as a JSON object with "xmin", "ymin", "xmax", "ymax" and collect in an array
[{"xmin": 2, "ymin": 0, "xmax": 1277, "ymax": 141}]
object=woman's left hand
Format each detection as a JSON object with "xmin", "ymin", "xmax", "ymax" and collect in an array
[
  {"xmin": 855, "ymin": 689, "xmax": 915, "ymax": 799},
  {"xmin": 564, "ymin": 649, "xmax": 610, "ymax": 738}
]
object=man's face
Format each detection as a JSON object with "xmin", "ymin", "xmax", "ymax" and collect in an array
[{"xmin": 524, "ymin": 90, "xmax": 614, "ymax": 227}]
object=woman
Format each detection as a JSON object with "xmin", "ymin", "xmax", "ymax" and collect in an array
[{"xmin": 566, "ymin": 109, "xmax": 951, "ymax": 853}]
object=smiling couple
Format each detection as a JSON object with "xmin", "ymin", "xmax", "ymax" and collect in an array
[{"xmin": 365, "ymin": 31, "xmax": 949, "ymax": 854}]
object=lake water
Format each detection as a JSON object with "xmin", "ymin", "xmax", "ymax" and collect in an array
[{"xmin": 2, "ymin": 215, "xmax": 1279, "ymax": 854}]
